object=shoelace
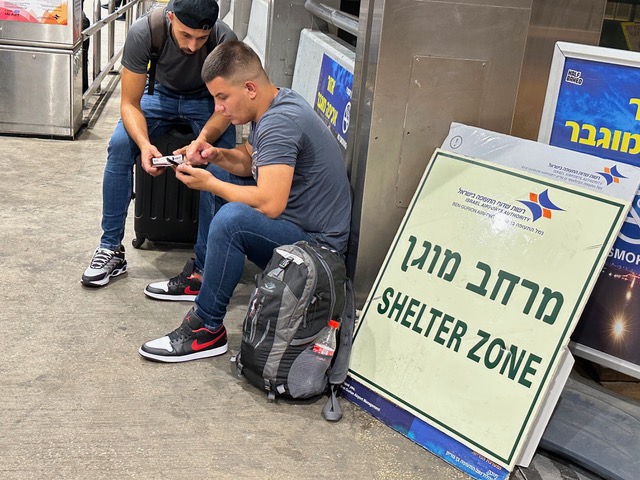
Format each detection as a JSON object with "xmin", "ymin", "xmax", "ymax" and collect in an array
[
  {"xmin": 168, "ymin": 319, "xmax": 196, "ymax": 342},
  {"xmin": 168, "ymin": 270, "xmax": 189, "ymax": 287},
  {"xmin": 90, "ymin": 248, "xmax": 115, "ymax": 268},
  {"xmin": 168, "ymin": 260, "xmax": 199, "ymax": 287}
]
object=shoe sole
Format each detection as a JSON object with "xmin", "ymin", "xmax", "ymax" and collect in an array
[
  {"xmin": 138, "ymin": 344, "xmax": 228, "ymax": 363},
  {"xmin": 143, "ymin": 289, "xmax": 197, "ymax": 301},
  {"xmin": 81, "ymin": 264, "xmax": 128, "ymax": 287}
]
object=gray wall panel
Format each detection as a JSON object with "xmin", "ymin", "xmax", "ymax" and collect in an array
[{"xmin": 348, "ymin": 0, "xmax": 533, "ymax": 304}]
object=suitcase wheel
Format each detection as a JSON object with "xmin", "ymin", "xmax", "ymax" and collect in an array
[{"xmin": 132, "ymin": 236, "xmax": 145, "ymax": 249}]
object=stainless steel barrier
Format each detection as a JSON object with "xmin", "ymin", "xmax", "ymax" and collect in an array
[{"xmin": 0, "ymin": 0, "xmax": 151, "ymax": 138}]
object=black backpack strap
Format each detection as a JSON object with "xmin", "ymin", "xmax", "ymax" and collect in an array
[
  {"xmin": 147, "ymin": 8, "xmax": 167, "ymax": 95},
  {"xmin": 322, "ymin": 278, "xmax": 356, "ymax": 422},
  {"xmin": 207, "ymin": 23, "xmax": 218, "ymax": 53}
]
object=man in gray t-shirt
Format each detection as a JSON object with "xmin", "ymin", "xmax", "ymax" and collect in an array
[
  {"xmin": 82, "ymin": 0, "xmax": 239, "ymax": 297},
  {"xmin": 138, "ymin": 40, "xmax": 352, "ymax": 363},
  {"xmin": 246, "ymin": 90, "xmax": 351, "ymax": 251}
]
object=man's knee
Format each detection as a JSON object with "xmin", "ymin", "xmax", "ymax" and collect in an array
[
  {"xmin": 214, "ymin": 125, "xmax": 237, "ymax": 150},
  {"xmin": 106, "ymin": 124, "xmax": 138, "ymax": 169},
  {"xmin": 208, "ymin": 203, "xmax": 256, "ymax": 238}
]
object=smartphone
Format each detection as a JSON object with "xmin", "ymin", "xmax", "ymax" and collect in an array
[{"xmin": 151, "ymin": 154, "xmax": 185, "ymax": 167}]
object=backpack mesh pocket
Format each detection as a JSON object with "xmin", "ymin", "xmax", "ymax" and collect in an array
[{"xmin": 286, "ymin": 348, "xmax": 331, "ymax": 398}]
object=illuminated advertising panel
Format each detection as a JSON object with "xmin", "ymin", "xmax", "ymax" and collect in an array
[
  {"xmin": 314, "ymin": 54, "xmax": 353, "ymax": 151},
  {"xmin": 539, "ymin": 42, "xmax": 640, "ymax": 377}
]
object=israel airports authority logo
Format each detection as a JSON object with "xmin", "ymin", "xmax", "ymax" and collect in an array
[
  {"xmin": 597, "ymin": 164, "xmax": 627, "ymax": 185},
  {"xmin": 594, "ymin": 164, "xmax": 640, "ymax": 246},
  {"xmin": 518, "ymin": 189, "xmax": 564, "ymax": 221},
  {"xmin": 591, "ymin": 163, "xmax": 640, "ymax": 245}
]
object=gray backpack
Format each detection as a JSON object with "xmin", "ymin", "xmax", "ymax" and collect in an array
[{"xmin": 234, "ymin": 241, "xmax": 356, "ymax": 421}]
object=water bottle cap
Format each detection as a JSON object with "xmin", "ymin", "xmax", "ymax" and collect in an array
[{"xmin": 328, "ymin": 319, "xmax": 340, "ymax": 329}]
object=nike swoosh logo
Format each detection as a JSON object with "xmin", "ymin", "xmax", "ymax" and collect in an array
[
  {"xmin": 191, "ymin": 332, "xmax": 224, "ymax": 351},
  {"xmin": 184, "ymin": 286, "xmax": 200, "ymax": 295}
]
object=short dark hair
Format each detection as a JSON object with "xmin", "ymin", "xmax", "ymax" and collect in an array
[{"xmin": 201, "ymin": 40, "xmax": 266, "ymax": 84}]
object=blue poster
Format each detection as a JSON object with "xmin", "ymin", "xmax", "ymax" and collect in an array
[
  {"xmin": 550, "ymin": 57, "xmax": 640, "ymax": 368},
  {"xmin": 314, "ymin": 54, "xmax": 353, "ymax": 150},
  {"xmin": 550, "ymin": 58, "xmax": 640, "ymax": 166}
]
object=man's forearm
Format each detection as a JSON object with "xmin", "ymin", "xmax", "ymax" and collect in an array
[
  {"xmin": 198, "ymin": 112, "xmax": 231, "ymax": 144},
  {"xmin": 212, "ymin": 146, "xmax": 253, "ymax": 177},
  {"xmin": 121, "ymin": 103, "xmax": 151, "ymax": 150}
]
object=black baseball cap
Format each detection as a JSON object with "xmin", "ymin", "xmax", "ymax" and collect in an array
[{"xmin": 171, "ymin": 0, "xmax": 219, "ymax": 30}]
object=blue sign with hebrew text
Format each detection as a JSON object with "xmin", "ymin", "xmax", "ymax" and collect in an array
[
  {"xmin": 550, "ymin": 56, "xmax": 640, "ymax": 368},
  {"xmin": 550, "ymin": 58, "xmax": 640, "ymax": 166},
  {"xmin": 314, "ymin": 54, "xmax": 353, "ymax": 151},
  {"xmin": 550, "ymin": 57, "xmax": 640, "ymax": 273}
]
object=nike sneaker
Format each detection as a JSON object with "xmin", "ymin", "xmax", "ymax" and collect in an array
[
  {"xmin": 81, "ymin": 246, "xmax": 127, "ymax": 287},
  {"xmin": 138, "ymin": 308, "xmax": 228, "ymax": 363},
  {"xmin": 144, "ymin": 258, "xmax": 201, "ymax": 301}
]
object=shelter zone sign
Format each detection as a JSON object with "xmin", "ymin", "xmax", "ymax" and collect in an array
[{"xmin": 345, "ymin": 149, "xmax": 637, "ymax": 477}]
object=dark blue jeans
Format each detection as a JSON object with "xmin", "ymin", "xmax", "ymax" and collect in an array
[
  {"xmin": 193, "ymin": 166, "xmax": 313, "ymax": 329},
  {"xmin": 99, "ymin": 84, "xmax": 236, "ymax": 252}
]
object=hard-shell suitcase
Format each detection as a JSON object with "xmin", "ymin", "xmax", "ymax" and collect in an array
[{"xmin": 132, "ymin": 125, "xmax": 199, "ymax": 248}]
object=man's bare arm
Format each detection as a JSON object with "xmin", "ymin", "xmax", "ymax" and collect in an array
[
  {"xmin": 198, "ymin": 110, "xmax": 231, "ymax": 146},
  {"xmin": 176, "ymin": 162, "xmax": 293, "ymax": 218},
  {"xmin": 120, "ymin": 67, "xmax": 164, "ymax": 176}
]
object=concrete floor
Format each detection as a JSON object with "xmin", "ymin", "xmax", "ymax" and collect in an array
[
  {"xmin": 0, "ymin": 79, "xmax": 474, "ymax": 479},
  {"xmin": 0, "ymin": 82, "xmax": 614, "ymax": 480}
]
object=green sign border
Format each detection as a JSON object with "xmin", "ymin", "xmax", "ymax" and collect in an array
[{"xmin": 350, "ymin": 150, "xmax": 626, "ymax": 465}]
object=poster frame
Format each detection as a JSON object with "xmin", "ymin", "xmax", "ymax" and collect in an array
[
  {"xmin": 537, "ymin": 41, "xmax": 640, "ymax": 378},
  {"xmin": 538, "ymin": 42, "xmax": 640, "ymax": 145}
]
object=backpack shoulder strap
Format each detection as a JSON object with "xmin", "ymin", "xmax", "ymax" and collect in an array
[
  {"xmin": 322, "ymin": 278, "xmax": 356, "ymax": 422},
  {"xmin": 147, "ymin": 7, "xmax": 167, "ymax": 95},
  {"xmin": 207, "ymin": 23, "xmax": 219, "ymax": 53}
]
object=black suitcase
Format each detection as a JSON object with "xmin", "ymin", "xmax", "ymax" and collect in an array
[{"xmin": 132, "ymin": 125, "xmax": 199, "ymax": 248}]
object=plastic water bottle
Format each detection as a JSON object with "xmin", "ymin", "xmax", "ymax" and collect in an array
[
  {"xmin": 312, "ymin": 319, "xmax": 340, "ymax": 357},
  {"xmin": 286, "ymin": 319, "xmax": 340, "ymax": 398}
]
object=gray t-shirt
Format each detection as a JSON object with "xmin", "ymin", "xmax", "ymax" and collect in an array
[
  {"xmin": 248, "ymin": 88, "xmax": 352, "ymax": 253},
  {"xmin": 121, "ymin": 11, "xmax": 236, "ymax": 94}
]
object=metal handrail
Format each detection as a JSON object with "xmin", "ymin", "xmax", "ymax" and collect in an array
[
  {"xmin": 82, "ymin": 0, "xmax": 152, "ymax": 103},
  {"xmin": 303, "ymin": 0, "xmax": 359, "ymax": 36}
]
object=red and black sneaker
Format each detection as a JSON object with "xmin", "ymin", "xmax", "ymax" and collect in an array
[
  {"xmin": 138, "ymin": 308, "xmax": 228, "ymax": 363},
  {"xmin": 144, "ymin": 258, "xmax": 201, "ymax": 301}
]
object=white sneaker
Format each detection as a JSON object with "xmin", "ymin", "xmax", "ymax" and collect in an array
[{"xmin": 81, "ymin": 246, "xmax": 127, "ymax": 287}]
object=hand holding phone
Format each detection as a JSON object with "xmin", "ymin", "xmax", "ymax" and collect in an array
[{"xmin": 151, "ymin": 154, "xmax": 185, "ymax": 167}]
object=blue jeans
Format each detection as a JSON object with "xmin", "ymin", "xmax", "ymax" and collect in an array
[
  {"xmin": 193, "ymin": 170, "xmax": 313, "ymax": 329},
  {"xmin": 99, "ymin": 84, "xmax": 236, "ymax": 252}
]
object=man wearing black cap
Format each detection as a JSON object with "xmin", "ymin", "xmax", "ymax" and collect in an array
[{"xmin": 82, "ymin": 0, "xmax": 240, "ymax": 292}]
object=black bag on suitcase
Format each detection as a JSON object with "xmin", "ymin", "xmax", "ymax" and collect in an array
[{"xmin": 132, "ymin": 125, "xmax": 199, "ymax": 248}]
